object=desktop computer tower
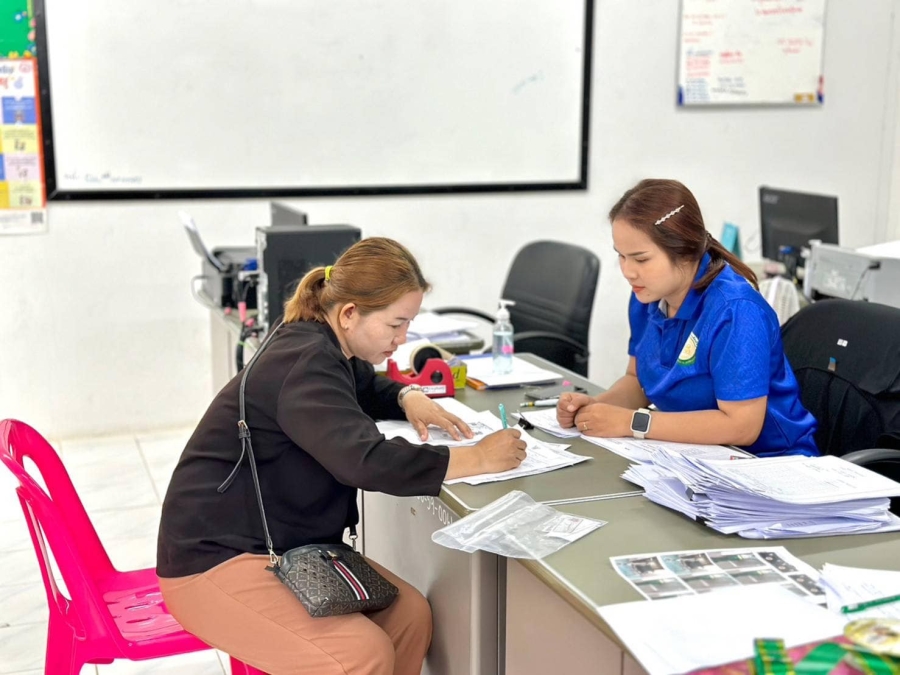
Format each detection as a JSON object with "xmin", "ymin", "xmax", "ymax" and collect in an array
[
  {"xmin": 201, "ymin": 246, "xmax": 258, "ymax": 310},
  {"xmin": 255, "ymin": 224, "xmax": 361, "ymax": 328}
]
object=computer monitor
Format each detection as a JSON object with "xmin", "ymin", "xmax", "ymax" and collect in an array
[{"xmin": 759, "ymin": 186, "xmax": 839, "ymax": 261}]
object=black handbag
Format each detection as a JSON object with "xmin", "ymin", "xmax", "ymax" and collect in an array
[{"xmin": 219, "ymin": 322, "xmax": 399, "ymax": 617}]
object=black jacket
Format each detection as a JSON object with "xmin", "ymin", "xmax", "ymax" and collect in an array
[{"xmin": 157, "ymin": 320, "xmax": 450, "ymax": 578}]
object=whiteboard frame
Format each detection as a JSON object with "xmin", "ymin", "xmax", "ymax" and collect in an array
[{"xmin": 34, "ymin": 0, "xmax": 595, "ymax": 202}]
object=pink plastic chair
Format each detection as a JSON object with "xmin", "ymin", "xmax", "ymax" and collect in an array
[{"xmin": 0, "ymin": 419, "xmax": 266, "ymax": 675}]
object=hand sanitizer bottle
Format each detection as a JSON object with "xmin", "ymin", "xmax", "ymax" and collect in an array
[{"xmin": 492, "ymin": 299, "xmax": 515, "ymax": 375}]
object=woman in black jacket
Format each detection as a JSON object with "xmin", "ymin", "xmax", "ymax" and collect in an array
[{"xmin": 157, "ymin": 237, "xmax": 525, "ymax": 675}]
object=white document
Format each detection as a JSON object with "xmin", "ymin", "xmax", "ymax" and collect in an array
[
  {"xmin": 586, "ymin": 437, "xmax": 752, "ymax": 464},
  {"xmin": 408, "ymin": 312, "xmax": 478, "ymax": 338},
  {"xmin": 598, "ymin": 585, "xmax": 845, "ymax": 675},
  {"xmin": 461, "ymin": 354, "xmax": 561, "ymax": 388},
  {"xmin": 704, "ymin": 454, "xmax": 900, "ymax": 504},
  {"xmin": 609, "ymin": 546, "xmax": 825, "ymax": 603},
  {"xmin": 820, "ymin": 563, "xmax": 900, "ymax": 620},
  {"xmin": 735, "ymin": 513, "xmax": 900, "ymax": 539},
  {"xmin": 376, "ymin": 398, "xmax": 590, "ymax": 484},
  {"xmin": 448, "ymin": 435, "xmax": 590, "ymax": 486},
  {"xmin": 519, "ymin": 408, "xmax": 581, "ymax": 438},
  {"xmin": 376, "ymin": 398, "xmax": 492, "ymax": 447}
]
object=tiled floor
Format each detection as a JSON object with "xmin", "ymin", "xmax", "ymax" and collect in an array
[{"xmin": 0, "ymin": 427, "xmax": 233, "ymax": 675}]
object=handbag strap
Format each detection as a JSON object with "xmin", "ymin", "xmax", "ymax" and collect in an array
[{"xmin": 217, "ymin": 320, "xmax": 283, "ymax": 564}]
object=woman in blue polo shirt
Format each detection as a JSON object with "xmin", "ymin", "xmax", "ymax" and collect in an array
[{"xmin": 558, "ymin": 178, "xmax": 818, "ymax": 457}]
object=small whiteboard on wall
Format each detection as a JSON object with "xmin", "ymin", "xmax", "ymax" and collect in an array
[
  {"xmin": 35, "ymin": 0, "xmax": 592, "ymax": 200},
  {"xmin": 678, "ymin": 0, "xmax": 827, "ymax": 106}
]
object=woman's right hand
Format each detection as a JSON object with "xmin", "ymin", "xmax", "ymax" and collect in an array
[
  {"xmin": 556, "ymin": 393, "xmax": 595, "ymax": 428},
  {"xmin": 474, "ymin": 429, "xmax": 527, "ymax": 474},
  {"xmin": 445, "ymin": 429, "xmax": 527, "ymax": 480}
]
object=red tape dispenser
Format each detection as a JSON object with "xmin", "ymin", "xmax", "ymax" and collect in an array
[{"xmin": 385, "ymin": 344, "xmax": 455, "ymax": 398}]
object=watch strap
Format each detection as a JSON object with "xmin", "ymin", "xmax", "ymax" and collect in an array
[{"xmin": 398, "ymin": 384, "xmax": 425, "ymax": 409}]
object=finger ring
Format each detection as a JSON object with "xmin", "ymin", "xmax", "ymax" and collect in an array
[{"xmin": 582, "ymin": 422, "xmax": 588, "ymax": 432}]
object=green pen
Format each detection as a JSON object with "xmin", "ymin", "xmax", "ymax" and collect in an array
[
  {"xmin": 498, "ymin": 403, "xmax": 509, "ymax": 429},
  {"xmin": 840, "ymin": 592, "xmax": 900, "ymax": 614}
]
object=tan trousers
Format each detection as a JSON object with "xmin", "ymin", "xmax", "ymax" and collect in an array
[{"xmin": 159, "ymin": 554, "xmax": 432, "ymax": 675}]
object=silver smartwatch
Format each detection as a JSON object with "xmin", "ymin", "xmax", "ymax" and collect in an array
[
  {"xmin": 397, "ymin": 384, "xmax": 425, "ymax": 409},
  {"xmin": 631, "ymin": 408, "xmax": 652, "ymax": 440}
]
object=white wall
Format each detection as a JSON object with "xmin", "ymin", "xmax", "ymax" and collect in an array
[
  {"xmin": 881, "ymin": 0, "xmax": 900, "ymax": 243},
  {"xmin": 3, "ymin": 0, "xmax": 900, "ymax": 439},
  {"xmin": 892, "ymin": 104, "xmax": 900, "ymax": 240},
  {"xmin": 890, "ymin": 0, "xmax": 900, "ymax": 243}
]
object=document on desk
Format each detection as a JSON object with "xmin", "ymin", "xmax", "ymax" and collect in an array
[
  {"xmin": 583, "ymin": 436, "xmax": 752, "ymax": 464},
  {"xmin": 820, "ymin": 564, "xmax": 900, "ymax": 620},
  {"xmin": 598, "ymin": 585, "xmax": 845, "ymax": 675},
  {"xmin": 609, "ymin": 546, "xmax": 825, "ymax": 603},
  {"xmin": 377, "ymin": 397, "xmax": 494, "ymax": 447},
  {"xmin": 622, "ymin": 448, "xmax": 900, "ymax": 539},
  {"xmin": 447, "ymin": 436, "xmax": 590, "ymax": 486},
  {"xmin": 376, "ymin": 398, "xmax": 591, "ymax": 483},
  {"xmin": 701, "ymin": 454, "xmax": 900, "ymax": 505},
  {"xmin": 518, "ymin": 408, "xmax": 581, "ymax": 438},
  {"xmin": 461, "ymin": 354, "xmax": 561, "ymax": 388}
]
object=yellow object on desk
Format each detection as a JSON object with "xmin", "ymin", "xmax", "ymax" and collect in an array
[{"xmin": 449, "ymin": 362, "xmax": 467, "ymax": 390}]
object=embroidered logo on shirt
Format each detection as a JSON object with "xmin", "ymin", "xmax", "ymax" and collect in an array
[{"xmin": 677, "ymin": 332, "xmax": 699, "ymax": 366}]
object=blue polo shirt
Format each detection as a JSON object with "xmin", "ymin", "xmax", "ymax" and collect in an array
[{"xmin": 628, "ymin": 254, "xmax": 818, "ymax": 457}]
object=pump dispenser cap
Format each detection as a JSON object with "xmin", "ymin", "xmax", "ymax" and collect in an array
[{"xmin": 497, "ymin": 299, "xmax": 515, "ymax": 320}]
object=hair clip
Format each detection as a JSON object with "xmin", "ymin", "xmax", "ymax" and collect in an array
[{"xmin": 654, "ymin": 205, "xmax": 684, "ymax": 226}]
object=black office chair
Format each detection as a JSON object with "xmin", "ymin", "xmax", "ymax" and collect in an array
[
  {"xmin": 781, "ymin": 299, "xmax": 900, "ymax": 511},
  {"xmin": 433, "ymin": 240, "xmax": 600, "ymax": 377}
]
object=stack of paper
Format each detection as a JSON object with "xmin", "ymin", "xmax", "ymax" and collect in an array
[
  {"xmin": 622, "ymin": 449, "xmax": 900, "ymax": 538},
  {"xmin": 819, "ymin": 564, "xmax": 900, "ymax": 620},
  {"xmin": 376, "ymin": 398, "xmax": 590, "ymax": 485}
]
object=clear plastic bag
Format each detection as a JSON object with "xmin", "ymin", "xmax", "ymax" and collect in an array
[{"xmin": 431, "ymin": 490, "xmax": 606, "ymax": 559}]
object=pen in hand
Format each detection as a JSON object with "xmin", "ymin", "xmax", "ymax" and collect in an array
[
  {"xmin": 520, "ymin": 398, "xmax": 560, "ymax": 408},
  {"xmin": 498, "ymin": 403, "xmax": 509, "ymax": 429}
]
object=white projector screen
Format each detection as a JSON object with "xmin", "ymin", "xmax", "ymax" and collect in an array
[{"xmin": 36, "ymin": 0, "xmax": 593, "ymax": 200}]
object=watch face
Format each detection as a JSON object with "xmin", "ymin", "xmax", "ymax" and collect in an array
[{"xmin": 632, "ymin": 411, "xmax": 651, "ymax": 433}]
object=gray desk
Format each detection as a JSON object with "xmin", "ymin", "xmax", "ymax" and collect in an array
[
  {"xmin": 505, "ymin": 496, "xmax": 900, "ymax": 675},
  {"xmin": 364, "ymin": 355, "xmax": 642, "ymax": 675}
]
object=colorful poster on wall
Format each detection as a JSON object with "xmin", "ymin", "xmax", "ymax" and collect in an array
[
  {"xmin": 0, "ymin": 0, "xmax": 35, "ymax": 58},
  {"xmin": 0, "ymin": 57, "xmax": 45, "ymax": 233}
]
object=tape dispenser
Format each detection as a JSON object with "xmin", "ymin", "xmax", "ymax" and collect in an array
[{"xmin": 385, "ymin": 344, "xmax": 455, "ymax": 398}]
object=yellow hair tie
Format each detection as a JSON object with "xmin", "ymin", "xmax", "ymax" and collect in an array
[{"xmin": 324, "ymin": 265, "xmax": 333, "ymax": 281}]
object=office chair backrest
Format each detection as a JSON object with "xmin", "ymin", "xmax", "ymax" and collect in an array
[
  {"xmin": 502, "ymin": 240, "xmax": 600, "ymax": 375},
  {"xmin": 781, "ymin": 300, "xmax": 900, "ymax": 457}
]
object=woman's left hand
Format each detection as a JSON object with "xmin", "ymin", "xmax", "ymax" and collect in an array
[
  {"xmin": 573, "ymin": 403, "xmax": 632, "ymax": 438},
  {"xmin": 403, "ymin": 392, "xmax": 474, "ymax": 442}
]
